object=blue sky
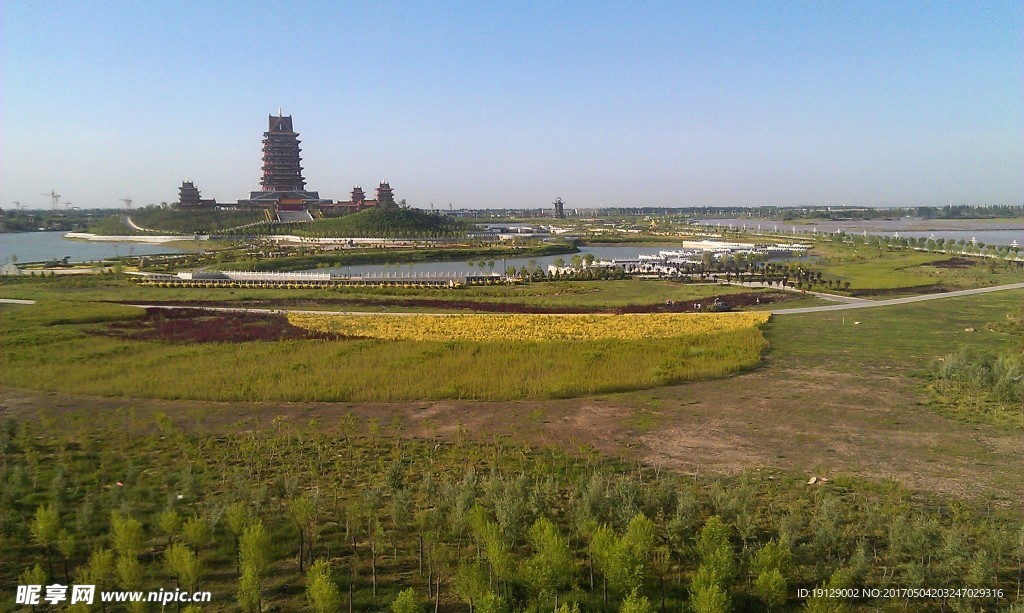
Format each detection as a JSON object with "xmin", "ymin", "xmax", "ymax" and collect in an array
[{"xmin": 2, "ymin": 1, "xmax": 1021, "ymax": 209}]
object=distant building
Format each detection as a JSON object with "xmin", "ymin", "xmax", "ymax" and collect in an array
[
  {"xmin": 241, "ymin": 114, "xmax": 329, "ymax": 208},
  {"xmin": 261, "ymin": 114, "xmax": 304, "ymax": 192},
  {"xmin": 175, "ymin": 113, "xmax": 396, "ymax": 213},
  {"xmin": 176, "ymin": 180, "xmax": 217, "ymax": 208},
  {"xmin": 376, "ymin": 182, "xmax": 397, "ymax": 209},
  {"xmin": 325, "ymin": 181, "xmax": 398, "ymax": 213},
  {"xmin": 553, "ymin": 197, "xmax": 565, "ymax": 219}
]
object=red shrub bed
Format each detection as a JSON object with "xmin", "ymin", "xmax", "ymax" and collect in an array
[
  {"xmin": 130, "ymin": 291, "xmax": 794, "ymax": 315},
  {"xmin": 95, "ymin": 308, "xmax": 349, "ymax": 343}
]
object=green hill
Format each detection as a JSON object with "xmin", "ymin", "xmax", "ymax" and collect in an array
[
  {"xmin": 298, "ymin": 207, "xmax": 469, "ymax": 238},
  {"xmin": 86, "ymin": 207, "xmax": 468, "ymax": 238}
]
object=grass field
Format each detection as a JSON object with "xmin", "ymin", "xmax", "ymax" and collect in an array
[
  {"xmin": 809, "ymin": 244, "xmax": 1023, "ymax": 293},
  {"xmin": 449, "ymin": 280, "xmax": 759, "ymax": 308},
  {"xmin": 766, "ymin": 289, "xmax": 1024, "ymax": 370},
  {"xmin": 0, "ymin": 302, "xmax": 769, "ymax": 401}
]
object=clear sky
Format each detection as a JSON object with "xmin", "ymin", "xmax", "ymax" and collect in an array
[{"xmin": 2, "ymin": 1, "xmax": 1022, "ymax": 209}]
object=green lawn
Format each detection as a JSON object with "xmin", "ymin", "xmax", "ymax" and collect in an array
[
  {"xmin": 766, "ymin": 289, "xmax": 1024, "ymax": 371},
  {"xmin": 456, "ymin": 280, "xmax": 760, "ymax": 307},
  {"xmin": 0, "ymin": 299, "xmax": 769, "ymax": 401},
  {"xmin": 808, "ymin": 244, "xmax": 1023, "ymax": 293}
]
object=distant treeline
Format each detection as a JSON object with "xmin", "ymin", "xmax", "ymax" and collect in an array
[
  {"xmin": 779, "ymin": 204, "xmax": 1024, "ymax": 221},
  {"xmin": 0, "ymin": 209, "xmax": 112, "ymax": 233},
  {"xmin": 629, "ymin": 204, "xmax": 1023, "ymax": 220},
  {"xmin": 461, "ymin": 204, "xmax": 1024, "ymax": 220},
  {"xmin": 9, "ymin": 204, "xmax": 1023, "ymax": 235}
]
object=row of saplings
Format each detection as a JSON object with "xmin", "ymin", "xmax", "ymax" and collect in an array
[
  {"xmin": 19, "ymin": 503, "xmax": 836, "ymax": 612},
  {"xmin": 5, "ymin": 416, "xmax": 1021, "ymax": 612},
  {"xmin": 18, "ymin": 483, "xmax": 1021, "ymax": 613}
]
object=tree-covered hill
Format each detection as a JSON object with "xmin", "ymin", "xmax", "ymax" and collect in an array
[
  {"xmin": 297, "ymin": 207, "xmax": 469, "ymax": 238},
  {"xmin": 86, "ymin": 207, "xmax": 469, "ymax": 238}
]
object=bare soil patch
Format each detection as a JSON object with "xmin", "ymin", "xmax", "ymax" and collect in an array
[
  {"xmin": 630, "ymin": 366, "xmax": 1024, "ymax": 506},
  {"xmin": 850, "ymin": 283, "xmax": 952, "ymax": 297},
  {"xmin": 4, "ymin": 360, "xmax": 1021, "ymax": 507},
  {"xmin": 925, "ymin": 257, "xmax": 976, "ymax": 269}
]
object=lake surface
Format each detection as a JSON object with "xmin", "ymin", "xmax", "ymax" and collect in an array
[
  {"xmin": 322, "ymin": 244, "xmax": 809, "ymax": 276},
  {"xmin": 325, "ymin": 246, "xmax": 669, "ymax": 276},
  {"xmin": 0, "ymin": 231, "xmax": 190, "ymax": 264},
  {"xmin": 696, "ymin": 219, "xmax": 1023, "ymax": 246}
]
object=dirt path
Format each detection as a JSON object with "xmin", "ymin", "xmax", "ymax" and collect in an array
[
  {"xmin": 628, "ymin": 365, "xmax": 1024, "ymax": 506},
  {"xmin": 3, "ymin": 360, "xmax": 1020, "ymax": 507}
]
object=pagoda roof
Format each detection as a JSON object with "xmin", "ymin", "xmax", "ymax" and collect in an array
[{"xmin": 267, "ymin": 115, "xmax": 295, "ymax": 133}]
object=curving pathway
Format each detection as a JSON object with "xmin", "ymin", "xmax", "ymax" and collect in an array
[
  {"xmin": 4, "ymin": 283, "xmax": 1023, "ymax": 316},
  {"xmin": 126, "ymin": 282, "xmax": 1024, "ymax": 318},
  {"xmin": 770, "ymin": 282, "xmax": 1024, "ymax": 315}
]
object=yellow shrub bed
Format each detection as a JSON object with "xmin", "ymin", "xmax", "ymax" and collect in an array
[{"xmin": 287, "ymin": 312, "xmax": 770, "ymax": 342}]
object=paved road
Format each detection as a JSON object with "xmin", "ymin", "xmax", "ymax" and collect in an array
[
  {"xmin": 721, "ymin": 280, "xmax": 870, "ymax": 304},
  {"xmin": 7, "ymin": 283, "xmax": 1023, "ymax": 317},
  {"xmin": 130, "ymin": 282, "xmax": 1024, "ymax": 318},
  {"xmin": 770, "ymin": 282, "xmax": 1024, "ymax": 315}
]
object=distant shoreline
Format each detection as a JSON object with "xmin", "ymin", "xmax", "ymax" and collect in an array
[
  {"xmin": 698, "ymin": 217, "xmax": 1024, "ymax": 233},
  {"xmin": 63, "ymin": 231, "xmax": 199, "ymax": 243}
]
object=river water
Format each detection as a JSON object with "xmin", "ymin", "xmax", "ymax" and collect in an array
[
  {"xmin": 696, "ymin": 219, "xmax": 1023, "ymax": 246},
  {"xmin": 0, "ymin": 231, "xmax": 190, "ymax": 264},
  {"xmin": 323, "ymin": 244, "xmax": 813, "ymax": 277},
  {"xmin": 324, "ymin": 246, "xmax": 682, "ymax": 276},
  {"xmin": 5, "ymin": 224, "xmax": 1016, "ymax": 275}
]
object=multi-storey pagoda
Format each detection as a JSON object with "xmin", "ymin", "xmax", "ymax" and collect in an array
[
  {"xmin": 243, "ymin": 113, "xmax": 328, "ymax": 208},
  {"xmin": 178, "ymin": 181, "xmax": 201, "ymax": 207},
  {"xmin": 329, "ymin": 181, "xmax": 400, "ymax": 212},
  {"xmin": 261, "ymin": 114, "xmax": 304, "ymax": 191},
  {"xmin": 376, "ymin": 182, "xmax": 397, "ymax": 209},
  {"xmin": 174, "ymin": 112, "xmax": 401, "ymax": 213},
  {"xmin": 177, "ymin": 180, "xmax": 217, "ymax": 208}
]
